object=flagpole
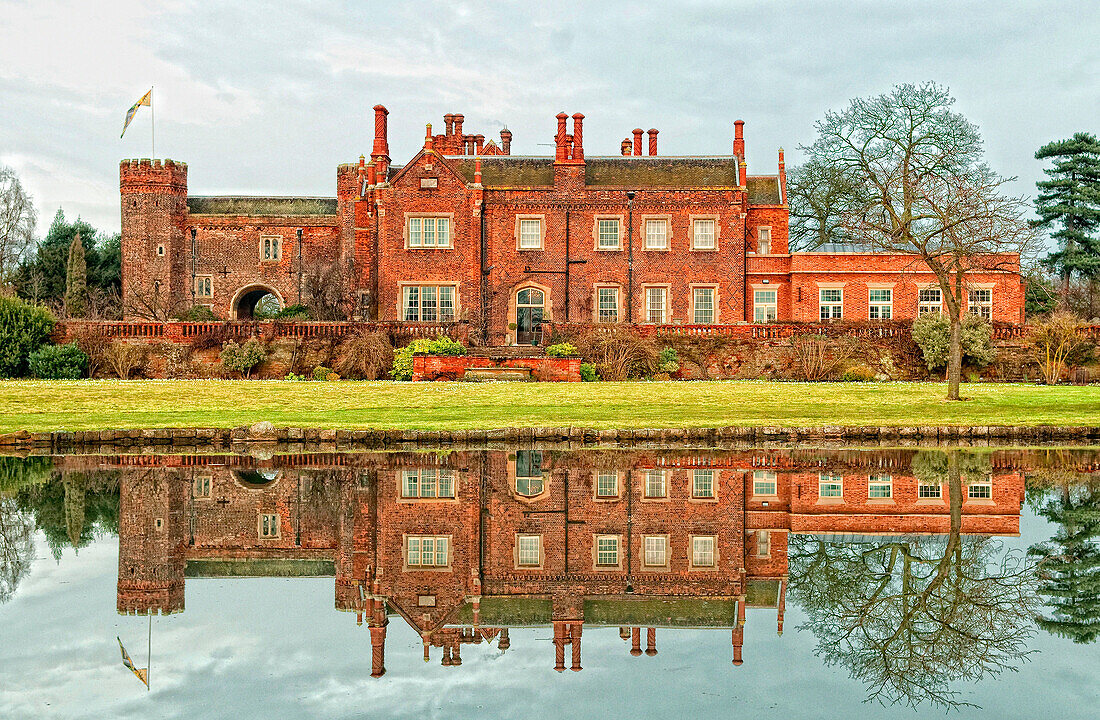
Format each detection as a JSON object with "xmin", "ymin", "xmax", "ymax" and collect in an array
[
  {"xmin": 150, "ymin": 86, "xmax": 155, "ymax": 159},
  {"xmin": 147, "ymin": 613, "xmax": 152, "ymax": 692}
]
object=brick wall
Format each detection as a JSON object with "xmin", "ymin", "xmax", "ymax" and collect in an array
[{"xmin": 412, "ymin": 355, "xmax": 581, "ymax": 381}]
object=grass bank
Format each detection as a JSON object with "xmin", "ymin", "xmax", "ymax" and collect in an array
[{"xmin": 1, "ymin": 380, "xmax": 1098, "ymax": 433}]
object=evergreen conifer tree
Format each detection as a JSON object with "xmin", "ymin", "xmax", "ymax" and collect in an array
[{"xmin": 64, "ymin": 232, "xmax": 87, "ymax": 317}]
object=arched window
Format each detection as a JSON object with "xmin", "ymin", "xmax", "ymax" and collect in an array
[{"xmin": 516, "ymin": 288, "xmax": 545, "ymax": 345}]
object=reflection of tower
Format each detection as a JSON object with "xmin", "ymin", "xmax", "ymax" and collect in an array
[{"xmin": 117, "ymin": 469, "xmax": 186, "ymax": 615}]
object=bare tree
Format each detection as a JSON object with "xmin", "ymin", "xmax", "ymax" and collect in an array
[
  {"xmin": 0, "ymin": 166, "xmax": 37, "ymax": 287},
  {"xmin": 124, "ymin": 280, "xmax": 174, "ymax": 321},
  {"xmin": 787, "ymin": 158, "xmax": 862, "ymax": 251},
  {"xmin": 302, "ymin": 263, "xmax": 347, "ymax": 320},
  {"xmin": 803, "ymin": 83, "xmax": 1041, "ymax": 399}
]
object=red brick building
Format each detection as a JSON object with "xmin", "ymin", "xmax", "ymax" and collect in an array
[
  {"xmin": 120, "ymin": 107, "xmax": 1025, "ymax": 335},
  {"xmin": 111, "ymin": 448, "xmax": 1023, "ymax": 674}
]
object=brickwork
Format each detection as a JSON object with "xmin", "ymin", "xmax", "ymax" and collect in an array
[
  {"xmin": 412, "ymin": 355, "xmax": 581, "ymax": 381},
  {"xmin": 120, "ymin": 106, "xmax": 1026, "ymax": 332}
]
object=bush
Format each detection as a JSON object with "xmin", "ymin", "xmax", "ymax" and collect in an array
[
  {"xmin": 579, "ymin": 362, "xmax": 598, "ymax": 382},
  {"xmin": 334, "ymin": 330, "xmax": 394, "ymax": 380},
  {"xmin": 573, "ymin": 326, "xmax": 657, "ymax": 381},
  {"xmin": 657, "ymin": 347, "xmax": 680, "ymax": 374},
  {"xmin": 790, "ymin": 333, "xmax": 857, "ymax": 381},
  {"xmin": 284, "ymin": 371, "xmax": 308, "ymax": 381},
  {"xmin": 27, "ymin": 342, "xmax": 87, "ymax": 379},
  {"xmin": 0, "ymin": 296, "xmax": 55, "ymax": 377},
  {"xmin": 105, "ymin": 341, "xmax": 146, "ymax": 379},
  {"xmin": 838, "ymin": 364, "xmax": 876, "ymax": 382},
  {"xmin": 312, "ymin": 365, "xmax": 332, "ymax": 381},
  {"xmin": 911, "ymin": 312, "xmax": 996, "ymax": 372},
  {"xmin": 176, "ymin": 305, "xmax": 218, "ymax": 321},
  {"xmin": 272, "ymin": 304, "xmax": 310, "ymax": 320},
  {"xmin": 69, "ymin": 325, "xmax": 110, "ymax": 377},
  {"xmin": 546, "ymin": 342, "xmax": 578, "ymax": 358},
  {"xmin": 1029, "ymin": 311, "xmax": 1094, "ymax": 384},
  {"xmin": 390, "ymin": 336, "xmax": 467, "ymax": 381},
  {"xmin": 220, "ymin": 338, "xmax": 267, "ymax": 378}
]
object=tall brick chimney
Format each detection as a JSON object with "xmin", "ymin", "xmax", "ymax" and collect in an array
[
  {"xmin": 621, "ymin": 138, "xmax": 632, "ymax": 156},
  {"xmin": 475, "ymin": 134, "xmax": 485, "ymax": 154},
  {"xmin": 739, "ymin": 158, "xmax": 747, "ymax": 187},
  {"xmin": 778, "ymin": 148, "xmax": 787, "ymax": 205},
  {"xmin": 632, "ymin": 128, "xmax": 644, "ymax": 156},
  {"xmin": 645, "ymin": 627, "xmax": 657, "ymax": 656},
  {"xmin": 647, "ymin": 129, "xmax": 658, "ymax": 156},
  {"xmin": 500, "ymin": 128, "xmax": 512, "ymax": 155},
  {"xmin": 424, "ymin": 123, "xmax": 433, "ymax": 150},
  {"xmin": 370, "ymin": 624, "xmax": 387, "ymax": 677},
  {"xmin": 444, "ymin": 113, "xmax": 454, "ymax": 136},
  {"xmin": 733, "ymin": 119, "xmax": 745, "ymax": 158},
  {"xmin": 630, "ymin": 627, "xmax": 642, "ymax": 656},
  {"xmin": 555, "ymin": 112, "xmax": 569, "ymax": 162},
  {"xmin": 571, "ymin": 113, "xmax": 585, "ymax": 161},
  {"xmin": 454, "ymin": 113, "xmax": 464, "ymax": 139},
  {"xmin": 371, "ymin": 105, "xmax": 390, "ymax": 164}
]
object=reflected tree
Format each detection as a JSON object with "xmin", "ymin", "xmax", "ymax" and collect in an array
[
  {"xmin": 788, "ymin": 450, "xmax": 1039, "ymax": 709},
  {"xmin": 1027, "ymin": 464, "xmax": 1100, "ymax": 643},
  {"xmin": 0, "ymin": 495, "xmax": 35, "ymax": 603},
  {"xmin": 15, "ymin": 470, "xmax": 119, "ymax": 559}
]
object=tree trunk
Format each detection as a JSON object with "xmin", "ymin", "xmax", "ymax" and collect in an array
[{"xmin": 947, "ymin": 312, "xmax": 962, "ymax": 400}]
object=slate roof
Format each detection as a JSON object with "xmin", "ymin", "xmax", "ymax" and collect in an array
[
  {"xmin": 453, "ymin": 158, "xmax": 555, "ymax": 186},
  {"xmin": 746, "ymin": 176, "xmax": 782, "ymax": 204},
  {"xmin": 187, "ymin": 196, "xmax": 338, "ymax": 216}
]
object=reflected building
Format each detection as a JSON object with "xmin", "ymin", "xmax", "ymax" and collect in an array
[{"xmin": 108, "ymin": 449, "xmax": 1024, "ymax": 676}]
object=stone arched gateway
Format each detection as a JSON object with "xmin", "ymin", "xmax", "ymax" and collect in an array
[{"xmin": 230, "ymin": 284, "xmax": 284, "ymax": 320}]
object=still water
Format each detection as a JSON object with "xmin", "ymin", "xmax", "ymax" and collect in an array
[{"xmin": 1, "ymin": 445, "xmax": 1099, "ymax": 718}]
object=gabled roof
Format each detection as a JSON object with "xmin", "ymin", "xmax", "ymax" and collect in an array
[
  {"xmin": 187, "ymin": 197, "xmax": 337, "ymax": 216},
  {"xmin": 746, "ymin": 176, "xmax": 782, "ymax": 205},
  {"xmin": 388, "ymin": 148, "xmax": 469, "ymax": 187}
]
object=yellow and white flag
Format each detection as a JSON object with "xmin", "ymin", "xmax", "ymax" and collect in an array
[
  {"xmin": 117, "ymin": 636, "xmax": 149, "ymax": 688},
  {"xmin": 121, "ymin": 89, "xmax": 152, "ymax": 138}
]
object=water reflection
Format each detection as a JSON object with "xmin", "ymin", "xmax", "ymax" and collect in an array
[{"xmin": 6, "ymin": 446, "xmax": 1100, "ymax": 712}]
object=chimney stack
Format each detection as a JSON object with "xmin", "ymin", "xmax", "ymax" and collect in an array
[
  {"xmin": 570, "ymin": 624, "xmax": 582, "ymax": 671},
  {"xmin": 733, "ymin": 119, "xmax": 745, "ymax": 158},
  {"xmin": 424, "ymin": 123, "xmax": 433, "ymax": 150},
  {"xmin": 500, "ymin": 128, "xmax": 512, "ymax": 155},
  {"xmin": 555, "ymin": 112, "xmax": 569, "ymax": 162},
  {"xmin": 571, "ymin": 113, "xmax": 585, "ymax": 161},
  {"xmin": 475, "ymin": 134, "xmax": 485, "ymax": 154},
  {"xmin": 632, "ymin": 128, "xmax": 644, "ymax": 156},
  {"xmin": 444, "ymin": 113, "xmax": 454, "ymax": 136},
  {"xmin": 370, "ymin": 625, "xmax": 387, "ymax": 678},
  {"xmin": 621, "ymin": 138, "xmax": 632, "ymax": 156},
  {"xmin": 645, "ymin": 628, "xmax": 657, "ymax": 656},
  {"xmin": 647, "ymin": 129, "xmax": 658, "ymax": 156},
  {"xmin": 371, "ymin": 105, "xmax": 390, "ymax": 164},
  {"xmin": 778, "ymin": 148, "xmax": 787, "ymax": 205},
  {"xmin": 630, "ymin": 627, "xmax": 642, "ymax": 656},
  {"xmin": 454, "ymin": 113, "xmax": 464, "ymax": 139},
  {"xmin": 739, "ymin": 159, "xmax": 747, "ymax": 188},
  {"xmin": 474, "ymin": 157, "xmax": 482, "ymax": 184}
]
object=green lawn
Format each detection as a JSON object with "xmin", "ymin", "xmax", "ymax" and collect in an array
[{"xmin": 0, "ymin": 379, "xmax": 1098, "ymax": 433}]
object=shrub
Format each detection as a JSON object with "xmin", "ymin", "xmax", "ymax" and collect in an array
[
  {"xmin": 790, "ymin": 333, "xmax": 857, "ymax": 381},
  {"xmin": 657, "ymin": 347, "xmax": 680, "ymax": 374},
  {"xmin": 0, "ymin": 296, "xmax": 55, "ymax": 377},
  {"xmin": 272, "ymin": 304, "xmax": 310, "ymax": 320},
  {"xmin": 390, "ymin": 336, "xmax": 467, "ymax": 381},
  {"xmin": 28, "ymin": 342, "xmax": 87, "ymax": 379},
  {"xmin": 546, "ymin": 342, "xmax": 578, "ymax": 358},
  {"xmin": 334, "ymin": 330, "xmax": 394, "ymax": 380},
  {"xmin": 176, "ymin": 305, "xmax": 218, "ymax": 321},
  {"xmin": 574, "ymin": 326, "xmax": 657, "ymax": 381},
  {"xmin": 189, "ymin": 324, "xmax": 238, "ymax": 352},
  {"xmin": 838, "ymin": 364, "xmax": 876, "ymax": 382},
  {"xmin": 220, "ymin": 338, "xmax": 267, "ymax": 378},
  {"xmin": 911, "ymin": 312, "xmax": 996, "ymax": 372},
  {"xmin": 579, "ymin": 362, "xmax": 598, "ymax": 382},
  {"xmin": 1029, "ymin": 311, "xmax": 1094, "ymax": 384},
  {"xmin": 312, "ymin": 365, "xmax": 332, "ymax": 381},
  {"xmin": 105, "ymin": 341, "xmax": 146, "ymax": 379},
  {"xmin": 284, "ymin": 371, "xmax": 308, "ymax": 381},
  {"xmin": 69, "ymin": 325, "xmax": 110, "ymax": 377}
]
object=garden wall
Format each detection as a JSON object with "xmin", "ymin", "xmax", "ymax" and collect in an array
[{"xmin": 412, "ymin": 355, "xmax": 582, "ymax": 382}]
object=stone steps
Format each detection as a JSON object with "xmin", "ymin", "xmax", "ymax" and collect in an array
[{"xmin": 469, "ymin": 345, "xmax": 547, "ymax": 359}]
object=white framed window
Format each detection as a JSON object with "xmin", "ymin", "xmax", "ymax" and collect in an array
[
  {"xmin": 645, "ymin": 286, "xmax": 668, "ymax": 324},
  {"xmin": 819, "ymin": 288, "xmax": 843, "ymax": 320},
  {"xmin": 195, "ymin": 276, "xmax": 213, "ymax": 298},
  {"xmin": 406, "ymin": 535, "xmax": 450, "ymax": 568},
  {"xmin": 692, "ymin": 536, "xmax": 716, "ymax": 567},
  {"xmin": 596, "ymin": 471, "xmax": 619, "ymax": 498},
  {"xmin": 693, "ymin": 287, "xmax": 716, "ymax": 324},
  {"xmin": 756, "ymin": 531, "xmax": 771, "ymax": 557},
  {"xmin": 819, "ymin": 473, "xmax": 843, "ymax": 498},
  {"xmin": 693, "ymin": 470, "xmax": 715, "ymax": 499},
  {"xmin": 868, "ymin": 474, "xmax": 893, "ymax": 499},
  {"xmin": 518, "ymin": 218, "xmax": 543, "ymax": 250},
  {"xmin": 644, "ymin": 470, "xmax": 667, "ymax": 498},
  {"xmin": 597, "ymin": 287, "xmax": 619, "ymax": 323},
  {"xmin": 193, "ymin": 474, "xmax": 212, "ymax": 498},
  {"xmin": 968, "ymin": 481, "xmax": 993, "ymax": 500},
  {"xmin": 644, "ymin": 535, "xmax": 668, "ymax": 567},
  {"xmin": 261, "ymin": 235, "xmax": 281, "ymax": 261},
  {"xmin": 517, "ymin": 534, "xmax": 542, "ymax": 567},
  {"xmin": 918, "ymin": 482, "xmax": 942, "ymax": 499},
  {"xmin": 597, "ymin": 218, "xmax": 621, "ymax": 250},
  {"xmin": 754, "ymin": 289, "xmax": 777, "ymax": 323},
  {"xmin": 595, "ymin": 535, "xmax": 620, "ymax": 567},
  {"xmin": 868, "ymin": 288, "xmax": 892, "ymax": 320},
  {"xmin": 918, "ymin": 287, "xmax": 942, "ymax": 316},
  {"xmin": 401, "ymin": 469, "xmax": 456, "ymax": 498},
  {"xmin": 258, "ymin": 513, "xmax": 280, "ymax": 538},
  {"xmin": 757, "ymin": 227, "xmax": 771, "ymax": 255},
  {"xmin": 692, "ymin": 218, "xmax": 716, "ymax": 250},
  {"xmin": 968, "ymin": 288, "xmax": 992, "ymax": 320},
  {"xmin": 402, "ymin": 284, "xmax": 457, "ymax": 322},
  {"xmin": 644, "ymin": 218, "xmax": 669, "ymax": 250},
  {"xmin": 514, "ymin": 450, "xmax": 544, "ymax": 497},
  {"xmin": 753, "ymin": 470, "xmax": 777, "ymax": 496},
  {"xmin": 407, "ymin": 216, "xmax": 452, "ymax": 248}
]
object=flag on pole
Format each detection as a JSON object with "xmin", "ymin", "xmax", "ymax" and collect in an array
[
  {"xmin": 117, "ymin": 636, "xmax": 149, "ymax": 688},
  {"xmin": 121, "ymin": 89, "xmax": 152, "ymax": 138}
]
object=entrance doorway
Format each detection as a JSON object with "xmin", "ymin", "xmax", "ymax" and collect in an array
[
  {"xmin": 232, "ymin": 284, "xmax": 283, "ymax": 320},
  {"xmin": 515, "ymin": 288, "xmax": 545, "ymax": 345}
]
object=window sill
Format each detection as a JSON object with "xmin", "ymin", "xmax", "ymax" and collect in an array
[
  {"xmin": 690, "ymin": 247, "xmax": 719, "ymax": 252},
  {"xmin": 595, "ymin": 247, "xmax": 624, "ymax": 252}
]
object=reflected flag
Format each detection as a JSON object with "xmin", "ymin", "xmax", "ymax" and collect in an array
[
  {"xmin": 117, "ymin": 636, "xmax": 149, "ymax": 688},
  {"xmin": 121, "ymin": 89, "xmax": 152, "ymax": 138}
]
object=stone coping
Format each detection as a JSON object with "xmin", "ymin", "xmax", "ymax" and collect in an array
[{"xmin": 1, "ymin": 424, "xmax": 1098, "ymax": 454}]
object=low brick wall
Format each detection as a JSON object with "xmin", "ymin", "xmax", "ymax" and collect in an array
[
  {"xmin": 53, "ymin": 320, "xmax": 470, "ymax": 345},
  {"xmin": 412, "ymin": 355, "xmax": 582, "ymax": 381}
]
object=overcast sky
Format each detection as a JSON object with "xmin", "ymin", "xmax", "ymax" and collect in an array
[{"xmin": 0, "ymin": 0, "xmax": 1097, "ymax": 238}]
